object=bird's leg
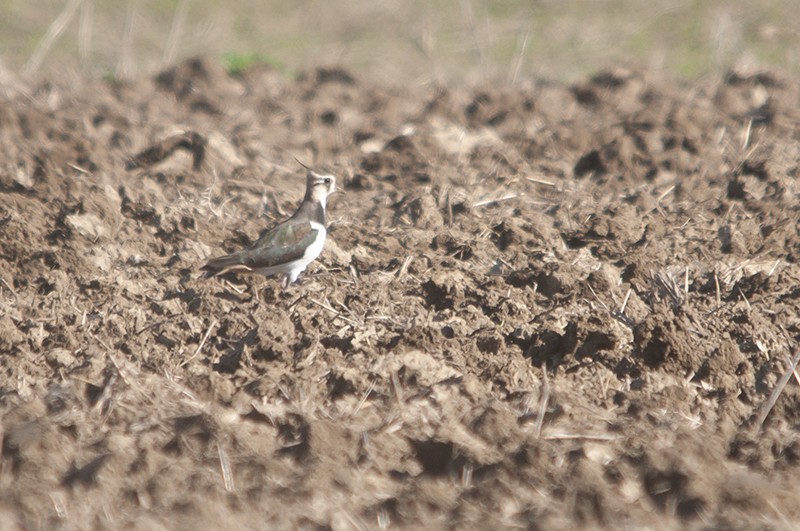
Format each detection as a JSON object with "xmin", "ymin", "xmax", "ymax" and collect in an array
[
  {"xmin": 249, "ymin": 280, "xmax": 257, "ymax": 302},
  {"xmin": 281, "ymin": 274, "xmax": 290, "ymax": 292}
]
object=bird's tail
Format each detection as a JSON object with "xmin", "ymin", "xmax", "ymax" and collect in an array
[{"xmin": 200, "ymin": 253, "xmax": 245, "ymax": 278}]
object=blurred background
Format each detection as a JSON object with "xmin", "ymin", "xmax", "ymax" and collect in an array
[{"xmin": 1, "ymin": 0, "xmax": 798, "ymax": 83}]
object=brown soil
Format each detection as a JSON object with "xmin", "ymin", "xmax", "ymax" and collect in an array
[{"xmin": 2, "ymin": 58, "xmax": 800, "ymax": 529}]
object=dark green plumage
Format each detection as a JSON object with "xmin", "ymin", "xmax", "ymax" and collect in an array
[{"xmin": 201, "ymin": 219, "xmax": 320, "ymax": 276}]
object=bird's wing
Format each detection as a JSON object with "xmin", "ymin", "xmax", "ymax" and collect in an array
[
  {"xmin": 202, "ymin": 219, "xmax": 320, "ymax": 275},
  {"xmin": 244, "ymin": 218, "xmax": 320, "ymax": 267}
]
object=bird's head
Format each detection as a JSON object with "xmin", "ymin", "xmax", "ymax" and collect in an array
[{"xmin": 306, "ymin": 170, "xmax": 337, "ymax": 208}]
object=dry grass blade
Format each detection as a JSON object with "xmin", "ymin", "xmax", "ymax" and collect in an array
[
  {"xmin": 309, "ymin": 298, "xmax": 359, "ymax": 326},
  {"xmin": 756, "ymin": 347, "xmax": 800, "ymax": 431},
  {"xmin": 768, "ymin": 259, "xmax": 781, "ymax": 277},
  {"xmin": 116, "ymin": 2, "xmax": 136, "ymax": 79},
  {"xmin": 509, "ymin": 29, "xmax": 530, "ymax": 83},
  {"xmin": 23, "ymin": 0, "xmax": 83, "ymax": 76},
  {"xmin": 394, "ymin": 255, "xmax": 414, "ymax": 282},
  {"xmin": 162, "ymin": 0, "xmax": 188, "ymax": 66},
  {"xmin": 684, "ymin": 267, "xmax": 689, "ymax": 296},
  {"xmin": 50, "ymin": 492, "xmax": 67, "ymax": 518},
  {"xmin": 741, "ymin": 118, "xmax": 753, "ymax": 151},
  {"xmin": 78, "ymin": 0, "xmax": 92, "ymax": 68},
  {"xmin": 352, "ymin": 380, "xmax": 376, "ymax": 417},
  {"xmin": 461, "ymin": 462, "xmax": 473, "ymax": 488},
  {"xmin": 737, "ymin": 285, "xmax": 751, "ymax": 310},
  {"xmin": 0, "ymin": 276, "xmax": 18, "ymax": 299},
  {"xmin": 217, "ymin": 443, "xmax": 235, "ymax": 493},
  {"xmin": 657, "ymin": 184, "xmax": 676, "ymax": 204},
  {"xmin": 67, "ymin": 162, "xmax": 91, "ymax": 175},
  {"xmin": 534, "ymin": 372, "xmax": 550, "ymax": 438},
  {"xmin": 458, "ymin": 0, "xmax": 487, "ymax": 81},
  {"xmin": 526, "ymin": 177, "xmax": 556, "ymax": 187},
  {"xmin": 391, "ymin": 371, "xmax": 404, "ymax": 405},
  {"xmin": 93, "ymin": 373, "xmax": 118, "ymax": 416},
  {"xmin": 181, "ymin": 319, "xmax": 218, "ymax": 368},
  {"xmin": 541, "ymin": 432, "xmax": 619, "ymax": 441},
  {"xmin": 786, "ymin": 354, "xmax": 800, "ymax": 387},
  {"xmin": 619, "ymin": 288, "xmax": 632, "ymax": 314},
  {"xmin": 586, "ymin": 283, "xmax": 610, "ymax": 312},
  {"xmin": 472, "ymin": 193, "xmax": 520, "ymax": 208}
]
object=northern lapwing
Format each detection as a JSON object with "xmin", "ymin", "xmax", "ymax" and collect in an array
[{"xmin": 202, "ymin": 169, "xmax": 336, "ymax": 289}]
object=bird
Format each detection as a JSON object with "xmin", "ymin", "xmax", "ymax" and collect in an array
[{"xmin": 201, "ymin": 168, "xmax": 336, "ymax": 290}]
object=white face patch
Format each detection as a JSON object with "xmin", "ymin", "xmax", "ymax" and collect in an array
[{"xmin": 310, "ymin": 174, "xmax": 336, "ymax": 209}]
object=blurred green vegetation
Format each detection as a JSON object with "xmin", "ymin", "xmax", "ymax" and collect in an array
[
  {"xmin": 1, "ymin": 0, "xmax": 797, "ymax": 82},
  {"xmin": 222, "ymin": 52, "xmax": 289, "ymax": 77}
]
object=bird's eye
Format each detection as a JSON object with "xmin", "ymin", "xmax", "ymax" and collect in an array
[{"xmin": 323, "ymin": 177, "xmax": 332, "ymax": 184}]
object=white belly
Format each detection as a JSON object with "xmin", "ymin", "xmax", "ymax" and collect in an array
[{"xmin": 254, "ymin": 221, "xmax": 327, "ymax": 284}]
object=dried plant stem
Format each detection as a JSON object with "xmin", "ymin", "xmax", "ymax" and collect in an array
[
  {"xmin": 473, "ymin": 193, "xmax": 520, "ymax": 208},
  {"xmin": 534, "ymin": 372, "xmax": 550, "ymax": 438},
  {"xmin": 23, "ymin": 0, "xmax": 84, "ymax": 76},
  {"xmin": 78, "ymin": 0, "xmax": 93, "ymax": 68},
  {"xmin": 756, "ymin": 347, "xmax": 800, "ymax": 431},
  {"xmin": 217, "ymin": 443, "xmax": 235, "ymax": 493},
  {"xmin": 162, "ymin": 0, "xmax": 188, "ymax": 66},
  {"xmin": 181, "ymin": 319, "xmax": 218, "ymax": 368}
]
